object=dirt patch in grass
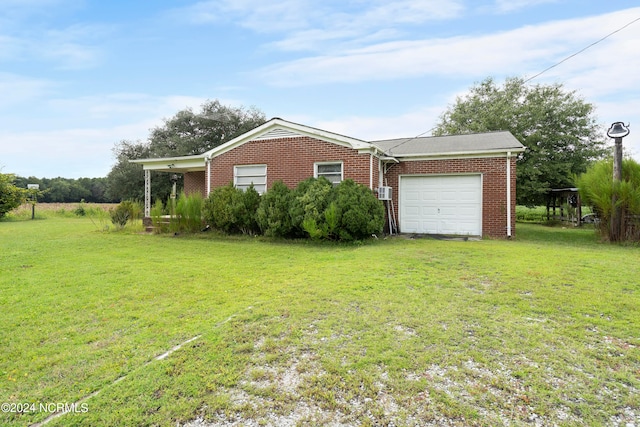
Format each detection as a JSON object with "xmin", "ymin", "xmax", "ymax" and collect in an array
[{"xmin": 182, "ymin": 312, "xmax": 639, "ymax": 427}]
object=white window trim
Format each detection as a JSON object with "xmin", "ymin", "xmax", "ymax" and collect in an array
[
  {"xmin": 314, "ymin": 161, "xmax": 343, "ymax": 184},
  {"xmin": 234, "ymin": 164, "xmax": 267, "ymax": 194}
]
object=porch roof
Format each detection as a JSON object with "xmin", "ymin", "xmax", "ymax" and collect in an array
[{"xmin": 130, "ymin": 154, "xmax": 206, "ymax": 173}]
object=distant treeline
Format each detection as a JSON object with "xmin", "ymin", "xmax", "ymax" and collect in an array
[{"xmin": 13, "ymin": 176, "xmax": 117, "ymax": 203}]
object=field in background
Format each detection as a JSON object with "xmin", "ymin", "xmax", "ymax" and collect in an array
[
  {"xmin": 8, "ymin": 202, "xmax": 116, "ymax": 220},
  {"xmin": 0, "ymin": 215, "xmax": 638, "ymax": 426}
]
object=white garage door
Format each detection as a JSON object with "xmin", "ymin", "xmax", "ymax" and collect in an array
[{"xmin": 400, "ymin": 174, "xmax": 482, "ymax": 236}]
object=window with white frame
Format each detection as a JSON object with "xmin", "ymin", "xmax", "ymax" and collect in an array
[
  {"xmin": 234, "ymin": 164, "xmax": 267, "ymax": 194},
  {"xmin": 315, "ymin": 162, "xmax": 343, "ymax": 185}
]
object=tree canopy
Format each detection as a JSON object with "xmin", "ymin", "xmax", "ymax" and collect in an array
[
  {"xmin": 434, "ymin": 77, "xmax": 607, "ymax": 205},
  {"xmin": 106, "ymin": 100, "xmax": 267, "ymax": 203}
]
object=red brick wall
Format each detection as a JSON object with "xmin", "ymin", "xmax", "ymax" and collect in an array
[
  {"xmin": 195, "ymin": 135, "xmax": 515, "ymax": 238},
  {"xmin": 184, "ymin": 171, "xmax": 206, "ymax": 198},
  {"xmin": 383, "ymin": 156, "xmax": 517, "ymax": 238},
  {"xmin": 208, "ymin": 136, "xmax": 375, "ymax": 190}
]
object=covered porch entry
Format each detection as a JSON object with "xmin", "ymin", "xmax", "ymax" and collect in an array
[{"xmin": 131, "ymin": 154, "xmax": 209, "ymax": 218}]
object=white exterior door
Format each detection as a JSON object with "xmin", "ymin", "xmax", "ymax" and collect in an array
[{"xmin": 400, "ymin": 174, "xmax": 482, "ymax": 236}]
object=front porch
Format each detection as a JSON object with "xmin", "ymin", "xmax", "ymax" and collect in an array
[{"xmin": 131, "ymin": 154, "xmax": 209, "ymax": 217}]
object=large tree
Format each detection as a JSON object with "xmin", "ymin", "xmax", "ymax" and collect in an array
[
  {"xmin": 147, "ymin": 99, "xmax": 266, "ymax": 157},
  {"xmin": 106, "ymin": 100, "xmax": 266, "ymax": 202},
  {"xmin": 434, "ymin": 77, "xmax": 607, "ymax": 205}
]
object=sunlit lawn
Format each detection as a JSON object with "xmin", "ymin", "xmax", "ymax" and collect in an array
[{"xmin": 0, "ymin": 210, "xmax": 638, "ymax": 426}]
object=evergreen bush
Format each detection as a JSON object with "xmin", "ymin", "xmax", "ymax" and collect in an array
[
  {"xmin": 202, "ymin": 178, "xmax": 384, "ymax": 241},
  {"xmin": 203, "ymin": 184, "xmax": 261, "ymax": 234},
  {"xmin": 290, "ymin": 177, "xmax": 335, "ymax": 237},
  {"xmin": 333, "ymin": 179, "xmax": 385, "ymax": 240},
  {"xmin": 256, "ymin": 181, "xmax": 294, "ymax": 237}
]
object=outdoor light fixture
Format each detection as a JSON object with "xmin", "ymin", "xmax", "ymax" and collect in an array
[
  {"xmin": 170, "ymin": 173, "xmax": 179, "ymax": 183},
  {"xmin": 607, "ymin": 122, "xmax": 630, "ymax": 139}
]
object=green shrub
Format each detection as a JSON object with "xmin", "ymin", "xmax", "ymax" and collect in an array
[
  {"xmin": 150, "ymin": 199, "xmax": 168, "ymax": 233},
  {"xmin": 74, "ymin": 201, "xmax": 87, "ymax": 216},
  {"xmin": 0, "ymin": 173, "xmax": 27, "ymax": 219},
  {"xmin": 333, "ymin": 179, "xmax": 385, "ymax": 240},
  {"xmin": 110, "ymin": 200, "xmax": 142, "ymax": 229},
  {"xmin": 291, "ymin": 178, "xmax": 384, "ymax": 241},
  {"xmin": 256, "ymin": 181, "xmax": 294, "ymax": 237},
  {"xmin": 240, "ymin": 185, "xmax": 261, "ymax": 235},
  {"xmin": 290, "ymin": 177, "xmax": 335, "ymax": 237},
  {"xmin": 577, "ymin": 158, "xmax": 640, "ymax": 241},
  {"xmin": 175, "ymin": 192, "xmax": 204, "ymax": 233},
  {"xmin": 110, "ymin": 205, "xmax": 130, "ymax": 229},
  {"xmin": 203, "ymin": 179, "xmax": 384, "ymax": 241},
  {"xmin": 203, "ymin": 184, "xmax": 261, "ymax": 235}
]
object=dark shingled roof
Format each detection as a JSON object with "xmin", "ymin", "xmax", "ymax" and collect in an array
[{"xmin": 371, "ymin": 131, "xmax": 525, "ymax": 157}]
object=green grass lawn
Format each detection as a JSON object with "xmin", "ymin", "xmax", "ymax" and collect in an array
[{"xmin": 0, "ymin": 215, "xmax": 638, "ymax": 426}]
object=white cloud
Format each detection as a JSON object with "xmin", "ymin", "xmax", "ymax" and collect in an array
[
  {"xmin": 0, "ymin": 73, "xmax": 54, "ymax": 108},
  {"xmin": 0, "ymin": 93, "xmax": 250, "ymax": 177},
  {"xmin": 175, "ymin": 0, "xmax": 311, "ymax": 31},
  {"xmin": 177, "ymin": 0, "xmax": 464, "ymax": 51},
  {"xmin": 258, "ymin": 7, "xmax": 640, "ymax": 90},
  {"xmin": 492, "ymin": 0, "xmax": 559, "ymax": 14},
  {"xmin": 37, "ymin": 24, "xmax": 110, "ymax": 69},
  {"xmin": 0, "ymin": 1, "xmax": 108, "ymax": 69},
  {"xmin": 309, "ymin": 106, "xmax": 445, "ymax": 141}
]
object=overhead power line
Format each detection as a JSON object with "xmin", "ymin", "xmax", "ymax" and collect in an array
[
  {"xmin": 524, "ymin": 15, "xmax": 640, "ymax": 83},
  {"xmin": 383, "ymin": 14, "xmax": 640, "ymax": 151}
]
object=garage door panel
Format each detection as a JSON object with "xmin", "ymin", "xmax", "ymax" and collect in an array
[
  {"xmin": 404, "ymin": 190, "xmax": 420, "ymax": 201},
  {"xmin": 400, "ymin": 175, "xmax": 481, "ymax": 236},
  {"xmin": 421, "ymin": 192, "xmax": 438, "ymax": 202}
]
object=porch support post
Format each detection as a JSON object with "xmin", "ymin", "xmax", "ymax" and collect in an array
[{"xmin": 144, "ymin": 169, "xmax": 151, "ymax": 217}]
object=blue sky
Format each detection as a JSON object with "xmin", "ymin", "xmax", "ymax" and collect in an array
[{"xmin": 1, "ymin": 0, "xmax": 640, "ymax": 178}]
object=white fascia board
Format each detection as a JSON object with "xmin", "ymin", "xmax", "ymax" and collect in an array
[
  {"xmin": 130, "ymin": 155, "xmax": 206, "ymax": 172},
  {"xmin": 283, "ymin": 120, "xmax": 371, "ymax": 150},
  {"xmin": 394, "ymin": 148, "xmax": 526, "ymax": 161},
  {"xmin": 204, "ymin": 118, "xmax": 373, "ymax": 158}
]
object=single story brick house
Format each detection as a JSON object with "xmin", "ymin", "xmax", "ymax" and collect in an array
[{"xmin": 132, "ymin": 118, "xmax": 525, "ymax": 238}]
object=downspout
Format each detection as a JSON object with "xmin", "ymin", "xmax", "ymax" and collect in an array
[
  {"xmin": 506, "ymin": 152, "xmax": 512, "ymax": 238},
  {"xmin": 369, "ymin": 153, "xmax": 373, "ymax": 190},
  {"xmin": 206, "ymin": 156, "xmax": 211, "ymax": 196}
]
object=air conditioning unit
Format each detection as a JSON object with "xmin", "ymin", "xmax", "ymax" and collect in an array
[{"xmin": 377, "ymin": 186, "xmax": 392, "ymax": 200}]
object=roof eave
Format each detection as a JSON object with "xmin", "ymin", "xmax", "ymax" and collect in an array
[
  {"xmin": 204, "ymin": 118, "xmax": 373, "ymax": 158},
  {"xmin": 130, "ymin": 154, "xmax": 206, "ymax": 172},
  {"xmin": 390, "ymin": 147, "xmax": 526, "ymax": 159}
]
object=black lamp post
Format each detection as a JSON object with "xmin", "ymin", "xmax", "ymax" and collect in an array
[{"xmin": 606, "ymin": 122, "xmax": 630, "ymax": 241}]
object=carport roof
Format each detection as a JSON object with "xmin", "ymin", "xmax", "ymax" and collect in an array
[{"xmin": 372, "ymin": 131, "xmax": 526, "ymax": 158}]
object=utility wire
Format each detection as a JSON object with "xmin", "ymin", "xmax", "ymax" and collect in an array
[
  {"xmin": 524, "ymin": 15, "xmax": 640, "ymax": 83},
  {"xmin": 381, "ymin": 127, "xmax": 436, "ymax": 154},
  {"xmin": 382, "ymin": 14, "xmax": 640, "ymax": 152}
]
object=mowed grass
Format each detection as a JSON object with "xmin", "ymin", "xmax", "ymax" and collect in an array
[{"xmin": 0, "ymin": 213, "xmax": 638, "ymax": 426}]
